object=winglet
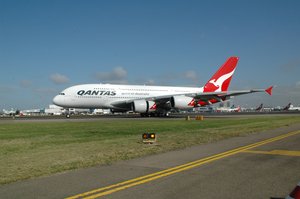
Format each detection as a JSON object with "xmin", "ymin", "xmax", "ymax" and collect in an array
[{"xmin": 265, "ymin": 86, "xmax": 273, "ymax": 96}]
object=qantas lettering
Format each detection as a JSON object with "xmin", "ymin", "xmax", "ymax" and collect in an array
[{"xmin": 77, "ymin": 90, "xmax": 116, "ymax": 96}]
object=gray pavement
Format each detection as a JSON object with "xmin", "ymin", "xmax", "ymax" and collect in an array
[
  {"xmin": 1, "ymin": 111, "xmax": 300, "ymax": 124},
  {"xmin": 0, "ymin": 123, "xmax": 299, "ymax": 199}
]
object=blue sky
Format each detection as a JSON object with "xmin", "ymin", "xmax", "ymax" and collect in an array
[{"xmin": 1, "ymin": 0, "xmax": 300, "ymax": 109}]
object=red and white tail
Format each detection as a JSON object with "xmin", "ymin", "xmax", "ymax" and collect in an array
[{"xmin": 204, "ymin": 56, "xmax": 239, "ymax": 92}]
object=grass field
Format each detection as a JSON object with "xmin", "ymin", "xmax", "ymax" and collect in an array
[{"xmin": 0, "ymin": 116, "xmax": 300, "ymax": 184}]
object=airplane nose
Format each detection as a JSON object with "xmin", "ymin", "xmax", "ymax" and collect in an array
[{"xmin": 53, "ymin": 95, "xmax": 64, "ymax": 106}]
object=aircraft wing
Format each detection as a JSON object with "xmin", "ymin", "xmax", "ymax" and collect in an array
[
  {"xmin": 111, "ymin": 86, "xmax": 273, "ymax": 109},
  {"xmin": 189, "ymin": 86, "xmax": 273, "ymax": 102}
]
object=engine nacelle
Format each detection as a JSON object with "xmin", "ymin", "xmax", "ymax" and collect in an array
[
  {"xmin": 132, "ymin": 100, "xmax": 156, "ymax": 113},
  {"xmin": 171, "ymin": 96, "xmax": 195, "ymax": 109}
]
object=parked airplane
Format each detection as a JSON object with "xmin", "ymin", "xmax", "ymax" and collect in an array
[
  {"xmin": 283, "ymin": 103, "xmax": 300, "ymax": 111},
  {"xmin": 283, "ymin": 103, "xmax": 291, "ymax": 111},
  {"xmin": 2, "ymin": 109, "xmax": 17, "ymax": 116},
  {"xmin": 216, "ymin": 105, "xmax": 241, "ymax": 112},
  {"xmin": 255, "ymin": 103, "xmax": 263, "ymax": 111},
  {"xmin": 53, "ymin": 57, "xmax": 273, "ymax": 117}
]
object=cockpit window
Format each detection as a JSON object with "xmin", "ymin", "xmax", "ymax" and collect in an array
[{"xmin": 59, "ymin": 93, "xmax": 65, "ymax": 95}]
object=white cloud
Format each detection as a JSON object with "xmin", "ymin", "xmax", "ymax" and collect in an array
[
  {"xmin": 19, "ymin": 80, "xmax": 32, "ymax": 88},
  {"xmin": 0, "ymin": 85, "xmax": 17, "ymax": 93},
  {"xmin": 183, "ymin": 70, "xmax": 198, "ymax": 83},
  {"xmin": 279, "ymin": 59, "xmax": 300, "ymax": 73},
  {"xmin": 144, "ymin": 79, "xmax": 155, "ymax": 85},
  {"xmin": 153, "ymin": 69, "xmax": 200, "ymax": 86},
  {"xmin": 50, "ymin": 73, "xmax": 70, "ymax": 84},
  {"xmin": 34, "ymin": 88, "xmax": 57, "ymax": 94},
  {"xmin": 95, "ymin": 67, "xmax": 128, "ymax": 84}
]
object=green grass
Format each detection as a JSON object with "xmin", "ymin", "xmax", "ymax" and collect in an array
[{"xmin": 0, "ymin": 116, "xmax": 299, "ymax": 184}]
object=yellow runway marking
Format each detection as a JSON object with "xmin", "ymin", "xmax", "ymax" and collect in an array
[
  {"xmin": 243, "ymin": 150, "xmax": 300, "ymax": 156},
  {"xmin": 66, "ymin": 131, "xmax": 300, "ymax": 199}
]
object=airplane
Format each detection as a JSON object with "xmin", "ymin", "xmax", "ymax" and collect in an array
[
  {"xmin": 283, "ymin": 103, "xmax": 300, "ymax": 111},
  {"xmin": 53, "ymin": 56, "xmax": 273, "ymax": 117},
  {"xmin": 255, "ymin": 103, "xmax": 263, "ymax": 111},
  {"xmin": 216, "ymin": 105, "xmax": 241, "ymax": 113},
  {"xmin": 2, "ymin": 108, "xmax": 17, "ymax": 116},
  {"xmin": 283, "ymin": 103, "xmax": 291, "ymax": 111}
]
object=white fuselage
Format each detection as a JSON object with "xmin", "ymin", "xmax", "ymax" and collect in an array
[{"xmin": 53, "ymin": 84, "xmax": 202, "ymax": 109}]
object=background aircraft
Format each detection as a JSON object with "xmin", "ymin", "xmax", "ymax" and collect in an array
[
  {"xmin": 283, "ymin": 103, "xmax": 300, "ymax": 111},
  {"xmin": 1, "ymin": 109, "xmax": 17, "ymax": 116},
  {"xmin": 53, "ymin": 57, "xmax": 273, "ymax": 117},
  {"xmin": 216, "ymin": 105, "xmax": 241, "ymax": 112},
  {"xmin": 255, "ymin": 103, "xmax": 264, "ymax": 111}
]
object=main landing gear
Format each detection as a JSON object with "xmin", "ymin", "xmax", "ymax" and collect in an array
[
  {"xmin": 140, "ymin": 112, "xmax": 170, "ymax": 117},
  {"xmin": 65, "ymin": 108, "xmax": 71, "ymax": 118}
]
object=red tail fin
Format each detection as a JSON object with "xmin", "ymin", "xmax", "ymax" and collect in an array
[{"xmin": 204, "ymin": 57, "xmax": 239, "ymax": 92}]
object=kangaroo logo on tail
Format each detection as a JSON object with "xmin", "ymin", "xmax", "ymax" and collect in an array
[{"xmin": 204, "ymin": 57, "xmax": 239, "ymax": 92}]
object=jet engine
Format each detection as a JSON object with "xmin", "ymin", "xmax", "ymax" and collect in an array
[
  {"xmin": 132, "ymin": 100, "xmax": 156, "ymax": 113},
  {"xmin": 171, "ymin": 96, "xmax": 195, "ymax": 109}
]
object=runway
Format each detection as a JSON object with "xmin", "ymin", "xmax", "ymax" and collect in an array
[
  {"xmin": 0, "ymin": 123, "xmax": 299, "ymax": 199},
  {"xmin": 0, "ymin": 111, "xmax": 299, "ymax": 123}
]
